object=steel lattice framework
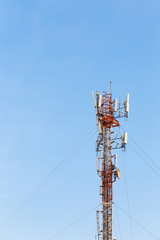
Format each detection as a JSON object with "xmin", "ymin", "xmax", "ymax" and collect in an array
[{"xmin": 93, "ymin": 83, "xmax": 129, "ymax": 240}]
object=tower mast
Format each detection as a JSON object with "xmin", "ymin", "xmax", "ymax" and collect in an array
[{"xmin": 92, "ymin": 83, "xmax": 129, "ymax": 240}]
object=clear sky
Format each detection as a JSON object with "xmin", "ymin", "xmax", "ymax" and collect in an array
[{"xmin": 0, "ymin": 0, "xmax": 159, "ymax": 240}]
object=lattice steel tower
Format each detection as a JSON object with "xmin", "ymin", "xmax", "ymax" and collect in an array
[{"xmin": 92, "ymin": 83, "xmax": 129, "ymax": 240}]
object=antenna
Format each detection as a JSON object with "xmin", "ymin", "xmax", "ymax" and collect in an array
[
  {"xmin": 124, "ymin": 132, "xmax": 128, "ymax": 144},
  {"xmin": 98, "ymin": 122, "xmax": 102, "ymax": 134},
  {"xmin": 92, "ymin": 90, "xmax": 96, "ymax": 108},
  {"xmin": 117, "ymin": 168, "xmax": 121, "ymax": 179},
  {"xmin": 125, "ymin": 93, "xmax": 129, "ymax": 117},
  {"xmin": 98, "ymin": 94, "xmax": 102, "ymax": 108},
  {"xmin": 114, "ymin": 99, "xmax": 117, "ymax": 112},
  {"xmin": 114, "ymin": 153, "xmax": 117, "ymax": 168}
]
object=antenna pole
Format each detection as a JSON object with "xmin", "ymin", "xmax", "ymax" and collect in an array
[{"xmin": 94, "ymin": 83, "xmax": 129, "ymax": 240}]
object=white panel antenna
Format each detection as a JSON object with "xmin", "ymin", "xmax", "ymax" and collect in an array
[
  {"xmin": 124, "ymin": 132, "xmax": 128, "ymax": 144},
  {"xmin": 114, "ymin": 153, "xmax": 117, "ymax": 168},
  {"xmin": 98, "ymin": 94, "xmax": 102, "ymax": 108},
  {"xmin": 125, "ymin": 93, "xmax": 129, "ymax": 117},
  {"xmin": 100, "ymin": 186, "xmax": 102, "ymax": 195},
  {"xmin": 98, "ymin": 122, "xmax": 102, "ymax": 134},
  {"xmin": 117, "ymin": 169, "xmax": 121, "ymax": 179},
  {"xmin": 114, "ymin": 98, "xmax": 117, "ymax": 112}
]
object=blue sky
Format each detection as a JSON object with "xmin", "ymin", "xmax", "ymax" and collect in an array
[{"xmin": 0, "ymin": 0, "xmax": 159, "ymax": 239}]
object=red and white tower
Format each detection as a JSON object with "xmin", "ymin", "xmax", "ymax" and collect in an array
[{"xmin": 92, "ymin": 83, "xmax": 129, "ymax": 240}]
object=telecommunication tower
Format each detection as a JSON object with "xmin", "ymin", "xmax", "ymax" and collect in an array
[{"xmin": 92, "ymin": 83, "xmax": 129, "ymax": 240}]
